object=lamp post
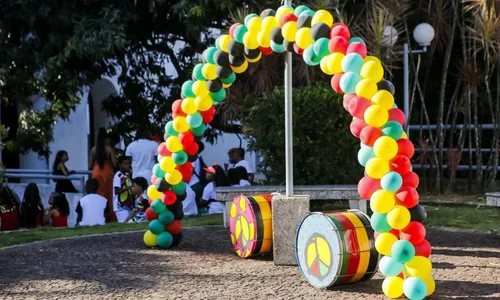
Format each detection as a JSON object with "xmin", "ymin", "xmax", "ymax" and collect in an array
[
  {"xmin": 382, "ymin": 23, "xmax": 435, "ymax": 138},
  {"xmin": 284, "ymin": 0, "xmax": 293, "ymax": 196}
]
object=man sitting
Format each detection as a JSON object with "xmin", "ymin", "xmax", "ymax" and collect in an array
[{"xmin": 76, "ymin": 179, "xmax": 108, "ymax": 226}]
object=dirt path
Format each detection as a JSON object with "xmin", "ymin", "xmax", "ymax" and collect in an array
[{"xmin": 0, "ymin": 227, "xmax": 499, "ymax": 299}]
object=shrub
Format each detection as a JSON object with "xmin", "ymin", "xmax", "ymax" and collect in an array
[{"xmin": 240, "ymin": 83, "xmax": 363, "ymax": 185}]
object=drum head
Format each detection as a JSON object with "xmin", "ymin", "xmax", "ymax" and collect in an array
[{"xmin": 229, "ymin": 196, "xmax": 259, "ymax": 258}]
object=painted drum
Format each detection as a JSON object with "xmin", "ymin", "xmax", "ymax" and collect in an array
[
  {"xmin": 229, "ymin": 194, "xmax": 273, "ymax": 258},
  {"xmin": 296, "ymin": 210, "xmax": 379, "ymax": 289}
]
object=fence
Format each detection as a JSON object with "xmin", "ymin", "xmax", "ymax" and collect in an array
[{"xmin": 3, "ymin": 169, "xmax": 91, "ymax": 192}]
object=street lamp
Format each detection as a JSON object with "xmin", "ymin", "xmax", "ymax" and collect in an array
[{"xmin": 382, "ymin": 23, "xmax": 435, "ymax": 137}]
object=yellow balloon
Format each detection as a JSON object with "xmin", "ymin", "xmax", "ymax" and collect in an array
[
  {"xmin": 374, "ymin": 136, "xmax": 399, "ymax": 160},
  {"xmin": 166, "ymin": 136, "xmax": 183, "ymax": 153},
  {"xmin": 364, "ymin": 104, "xmax": 389, "ymax": 128},
  {"xmin": 143, "ymin": 230, "xmax": 158, "ymax": 247},
  {"xmin": 231, "ymin": 60, "xmax": 248, "ymax": 73},
  {"xmin": 275, "ymin": 8, "xmax": 294, "ymax": 22},
  {"xmin": 202, "ymin": 63, "xmax": 217, "ymax": 80},
  {"xmin": 375, "ymin": 232, "xmax": 399, "ymax": 256},
  {"xmin": 405, "ymin": 256, "xmax": 433, "ymax": 278},
  {"xmin": 262, "ymin": 16, "xmax": 279, "ymax": 32},
  {"xmin": 320, "ymin": 56, "xmax": 333, "ymax": 75},
  {"xmin": 147, "ymin": 185, "xmax": 162, "ymax": 201},
  {"xmin": 422, "ymin": 275, "xmax": 436, "ymax": 296},
  {"xmin": 218, "ymin": 34, "xmax": 233, "ymax": 53},
  {"xmin": 160, "ymin": 156, "xmax": 176, "ymax": 172},
  {"xmin": 372, "ymin": 90, "xmax": 395, "ymax": 110},
  {"xmin": 356, "ymin": 79, "xmax": 378, "ymax": 99},
  {"xmin": 173, "ymin": 116, "xmax": 189, "ymax": 133},
  {"xmin": 195, "ymin": 95, "xmax": 213, "ymax": 111},
  {"xmin": 328, "ymin": 52, "xmax": 345, "ymax": 74},
  {"xmin": 243, "ymin": 32, "xmax": 259, "ymax": 49},
  {"xmin": 360, "ymin": 61, "xmax": 384, "ymax": 82},
  {"xmin": 295, "ymin": 27, "xmax": 314, "ymax": 49},
  {"xmin": 387, "ymin": 205, "xmax": 411, "ymax": 229},
  {"xmin": 192, "ymin": 80, "xmax": 209, "ymax": 97},
  {"xmin": 401, "ymin": 132, "xmax": 408, "ymax": 139},
  {"xmin": 370, "ymin": 189, "xmax": 396, "ymax": 213},
  {"xmin": 364, "ymin": 55, "xmax": 381, "ymax": 65},
  {"xmin": 282, "ymin": 21, "xmax": 298, "ymax": 42},
  {"xmin": 311, "ymin": 9, "xmax": 334, "ymax": 27},
  {"xmin": 222, "ymin": 82, "xmax": 232, "ymax": 89},
  {"xmin": 247, "ymin": 16, "xmax": 262, "ymax": 33},
  {"xmin": 165, "ymin": 169, "xmax": 183, "ymax": 185},
  {"xmin": 365, "ymin": 157, "xmax": 390, "ymax": 179},
  {"xmin": 246, "ymin": 53, "xmax": 262, "ymax": 63},
  {"xmin": 257, "ymin": 31, "xmax": 271, "ymax": 48},
  {"xmin": 181, "ymin": 97, "xmax": 197, "ymax": 115},
  {"xmin": 382, "ymin": 276, "xmax": 404, "ymax": 299}
]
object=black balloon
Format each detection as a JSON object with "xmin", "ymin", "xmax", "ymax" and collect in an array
[
  {"xmin": 167, "ymin": 200, "xmax": 184, "ymax": 220},
  {"xmin": 154, "ymin": 178, "xmax": 171, "ymax": 192},
  {"xmin": 260, "ymin": 8, "xmax": 276, "ymax": 18},
  {"xmin": 297, "ymin": 15, "xmax": 312, "ymax": 28},
  {"xmin": 207, "ymin": 79, "xmax": 222, "ymax": 92},
  {"xmin": 187, "ymin": 154, "xmax": 199, "ymax": 163},
  {"xmin": 283, "ymin": 40, "xmax": 294, "ymax": 52},
  {"xmin": 214, "ymin": 50, "xmax": 230, "ymax": 67},
  {"xmin": 244, "ymin": 47, "xmax": 261, "ymax": 59},
  {"xmin": 171, "ymin": 232, "xmax": 183, "ymax": 247},
  {"xmin": 311, "ymin": 23, "xmax": 330, "ymax": 40},
  {"xmin": 271, "ymin": 27, "xmax": 284, "ymax": 44},
  {"xmin": 229, "ymin": 55, "xmax": 245, "ymax": 67},
  {"xmin": 228, "ymin": 40, "xmax": 244, "ymax": 57},
  {"xmin": 216, "ymin": 65, "xmax": 232, "ymax": 79},
  {"xmin": 378, "ymin": 79, "xmax": 396, "ymax": 95},
  {"xmin": 177, "ymin": 192, "xmax": 187, "ymax": 202},
  {"xmin": 409, "ymin": 204, "xmax": 427, "ymax": 223}
]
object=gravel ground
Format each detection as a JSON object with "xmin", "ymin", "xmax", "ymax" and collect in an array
[{"xmin": 0, "ymin": 227, "xmax": 499, "ymax": 300}]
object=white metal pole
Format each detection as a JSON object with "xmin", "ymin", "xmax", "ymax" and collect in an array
[
  {"xmin": 403, "ymin": 43, "xmax": 410, "ymax": 138},
  {"xmin": 284, "ymin": 0, "xmax": 293, "ymax": 196}
]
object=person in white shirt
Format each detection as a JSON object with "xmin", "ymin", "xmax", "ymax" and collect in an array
[
  {"xmin": 113, "ymin": 156, "xmax": 135, "ymax": 223},
  {"xmin": 188, "ymin": 141, "xmax": 207, "ymax": 203},
  {"xmin": 125, "ymin": 130, "xmax": 158, "ymax": 184},
  {"xmin": 76, "ymin": 179, "xmax": 108, "ymax": 226},
  {"xmin": 182, "ymin": 185, "xmax": 199, "ymax": 216},
  {"xmin": 199, "ymin": 165, "xmax": 228, "ymax": 214},
  {"xmin": 226, "ymin": 147, "xmax": 254, "ymax": 184}
]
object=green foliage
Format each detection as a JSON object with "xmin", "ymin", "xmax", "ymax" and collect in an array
[{"xmin": 241, "ymin": 83, "xmax": 363, "ymax": 185}]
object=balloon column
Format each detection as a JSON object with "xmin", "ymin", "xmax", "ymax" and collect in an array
[{"xmin": 142, "ymin": 4, "xmax": 434, "ymax": 298}]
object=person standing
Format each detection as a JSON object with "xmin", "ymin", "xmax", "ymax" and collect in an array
[
  {"xmin": 189, "ymin": 141, "xmax": 207, "ymax": 203},
  {"xmin": 52, "ymin": 150, "xmax": 78, "ymax": 193},
  {"xmin": 125, "ymin": 130, "xmax": 158, "ymax": 184},
  {"xmin": 226, "ymin": 147, "xmax": 254, "ymax": 184}
]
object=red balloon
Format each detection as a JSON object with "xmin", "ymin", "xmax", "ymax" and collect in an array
[
  {"xmin": 330, "ymin": 73, "xmax": 344, "ymax": 93},
  {"xmin": 397, "ymin": 138, "xmax": 415, "ymax": 158},
  {"xmin": 350, "ymin": 118, "xmax": 367, "ymax": 138},
  {"xmin": 145, "ymin": 207, "xmax": 159, "ymax": 221},
  {"xmin": 176, "ymin": 161, "xmax": 193, "ymax": 174},
  {"xmin": 343, "ymin": 94, "xmax": 356, "ymax": 111},
  {"xmin": 293, "ymin": 43, "xmax": 304, "ymax": 55},
  {"xmin": 389, "ymin": 108, "xmax": 406, "ymax": 126},
  {"xmin": 328, "ymin": 36, "xmax": 349, "ymax": 54},
  {"xmin": 348, "ymin": 96, "xmax": 371, "ymax": 119},
  {"xmin": 330, "ymin": 24, "xmax": 350, "ymax": 40},
  {"xmin": 396, "ymin": 186, "xmax": 419, "ymax": 208},
  {"xmin": 390, "ymin": 155, "xmax": 412, "ymax": 175},
  {"xmin": 151, "ymin": 175, "xmax": 158, "ymax": 185},
  {"xmin": 229, "ymin": 23, "xmax": 241, "ymax": 38},
  {"xmin": 184, "ymin": 141, "xmax": 199, "ymax": 156},
  {"xmin": 346, "ymin": 42, "xmax": 367, "ymax": 58},
  {"xmin": 360, "ymin": 126, "xmax": 382, "ymax": 147},
  {"xmin": 259, "ymin": 46, "xmax": 273, "ymax": 56},
  {"xmin": 161, "ymin": 190, "xmax": 177, "ymax": 206},
  {"xmin": 200, "ymin": 106, "xmax": 216, "ymax": 123},
  {"xmin": 166, "ymin": 220, "xmax": 182, "ymax": 235},
  {"xmin": 181, "ymin": 171, "xmax": 193, "ymax": 183},
  {"xmin": 397, "ymin": 272, "xmax": 405, "ymax": 279},
  {"xmin": 280, "ymin": 13, "xmax": 298, "ymax": 27},
  {"xmin": 157, "ymin": 143, "xmax": 172, "ymax": 157},
  {"xmin": 400, "ymin": 221, "xmax": 426, "ymax": 244},
  {"xmin": 413, "ymin": 239, "xmax": 432, "ymax": 258},
  {"xmin": 179, "ymin": 132, "xmax": 195, "ymax": 147},
  {"xmin": 172, "ymin": 99, "xmax": 186, "ymax": 118},
  {"xmin": 358, "ymin": 176, "xmax": 381, "ymax": 200},
  {"xmin": 402, "ymin": 171, "xmax": 420, "ymax": 189}
]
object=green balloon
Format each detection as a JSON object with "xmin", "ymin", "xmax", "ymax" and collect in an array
[
  {"xmin": 172, "ymin": 151, "xmax": 188, "ymax": 165},
  {"xmin": 382, "ymin": 121, "xmax": 404, "ymax": 140},
  {"xmin": 181, "ymin": 81, "xmax": 196, "ymax": 98},
  {"xmin": 171, "ymin": 181, "xmax": 186, "ymax": 195},
  {"xmin": 158, "ymin": 210, "xmax": 175, "ymax": 225},
  {"xmin": 244, "ymin": 13, "xmax": 259, "ymax": 26},
  {"xmin": 210, "ymin": 89, "xmax": 226, "ymax": 104},
  {"xmin": 370, "ymin": 212, "xmax": 392, "ymax": 232},
  {"xmin": 157, "ymin": 231, "xmax": 173, "ymax": 249},
  {"xmin": 192, "ymin": 63, "xmax": 206, "ymax": 81},
  {"xmin": 233, "ymin": 25, "xmax": 248, "ymax": 44},
  {"xmin": 190, "ymin": 123, "xmax": 206, "ymax": 137},
  {"xmin": 299, "ymin": 9, "xmax": 315, "ymax": 18},
  {"xmin": 270, "ymin": 41, "xmax": 285, "ymax": 53},
  {"xmin": 349, "ymin": 37, "xmax": 366, "ymax": 45},
  {"xmin": 164, "ymin": 121, "xmax": 178, "ymax": 137},
  {"xmin": 294, "ymin": 5, "xmax": 310, "ymax": 16},
  {"xmin": 157, "ymin": 154, "xmax": 163, "ymax": 163},
  {"xmin": 151, "ymin": 199, "xmax": 167, "ymax": 214},
  {"xmin": 313, "ymin": 38, "xmax": 330, "ymax": 58},
  {"xmin": 153, "ymin": 163, "xmax": 166, "ymax": 178},
  {"xmin": 187, "ymin": 112, "xmax": 203, "ymax": 128},
  {"xmin": 303, "ymin": 46, "xmax": 321, "ymax": 66},
  {"xmin": 149, "ymin": 219, "xmax": 165, "ymax": 235},
  {"xmin": 203, "ymin": 47, "xmax": 218, "ymax": 64},
  {"xmin": 220, "ymin": 72, "xmax": 236, "ymax": 85},
  {"xmin": 357, "ymin": 146, "xmax": 375, "ymax": 167},
  {"xmin": 214, "ymin": 36, "xmax": 222, "ymax": 50},
  {"xmin": 391, "ymin": 240, "xmax": 416, "ymax": 263}
]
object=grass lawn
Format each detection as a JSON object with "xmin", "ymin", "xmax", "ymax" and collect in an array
[{"xmin": 0, "ymin": 214, "xmax": 223, "ymax": 249}]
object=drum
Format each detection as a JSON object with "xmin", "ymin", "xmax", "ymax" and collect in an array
[
  {"xmin": 229, "ymin": 194, "xmax": 273, "ymax": 258},
  {"xmin": 296, "ymin": 210, "xmax": 379, "ymax": 289}
]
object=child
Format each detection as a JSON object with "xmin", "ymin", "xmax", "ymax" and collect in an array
[
  {"xmin": 199, "ymin": 165, "xmax": 228, "ymax": 214},
  {"xmin": 20, "ymin": 183, "xmax": 44, "ymax": 228},
  {"xmin": 0, "ymin": 185, "xmax": 20, "ymax": 231},
  {"xmin": 130, "ymin": 177, "xmax": 149, "ymax": 223},
  {"xmin": 76, "ymin": 179, "xmax": 108, "ymax": 226},
  {"xmin": 43, "ymin": 192, "xmax": 69, "ymax": 227},
  {"xmin": 113, "ymin": 155, "xmax": 135, "ymax": 223}
]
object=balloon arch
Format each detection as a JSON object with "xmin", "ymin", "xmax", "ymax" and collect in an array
[{"xmin": 142, "ymin": 5, "xmax": 435, "ymax": 300}]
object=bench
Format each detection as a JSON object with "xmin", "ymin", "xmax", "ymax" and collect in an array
[
  {"xmin": 216, "ymin": 185, "xmax": 365, "ymax": 228},
  {"xmin": 486, "ymin": 192, "xmax": 500, "ymax": 207}
]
